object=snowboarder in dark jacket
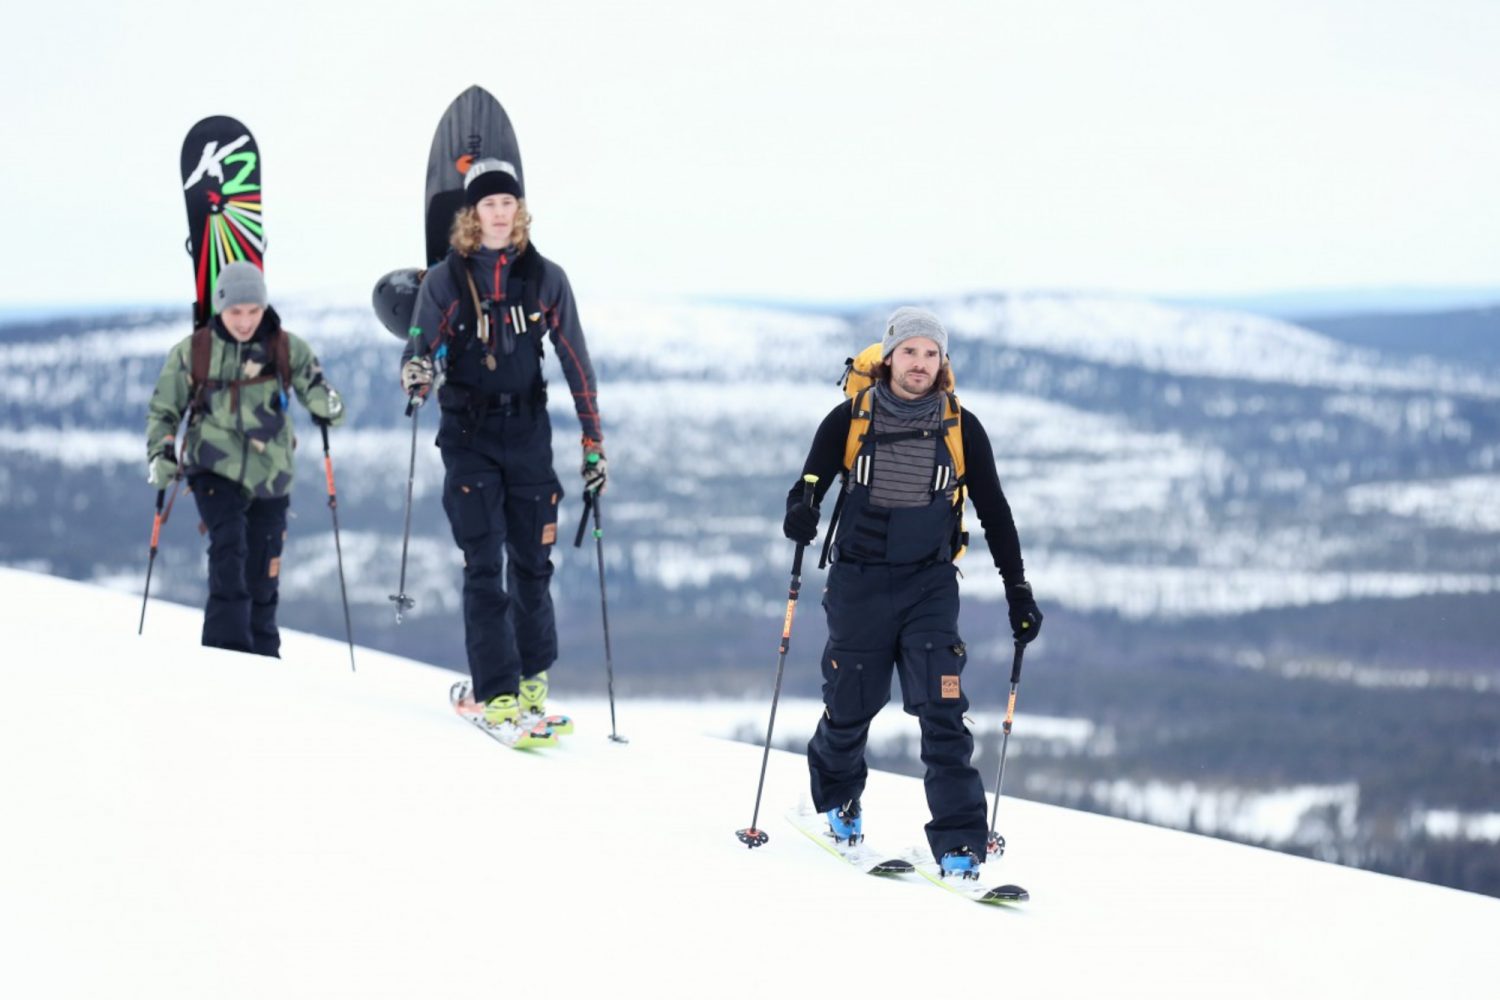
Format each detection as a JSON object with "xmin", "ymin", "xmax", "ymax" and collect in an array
[
  {"xmin": 783, "ymin": 306, "xmax": 1043, "ymax": 876},
  {"xmin": 399, "ymin": 157, "xmax": 605, "ymax": 742}
]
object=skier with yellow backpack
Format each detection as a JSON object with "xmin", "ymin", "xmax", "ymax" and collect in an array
[{"xmin": 782, "ymin": 306, "xmax": 1042, "ymax": 879}]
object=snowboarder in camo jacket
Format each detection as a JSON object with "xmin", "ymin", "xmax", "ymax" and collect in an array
[{"xmin": 145, "ymin": 261, "xmax": 345, "ymax": 656}]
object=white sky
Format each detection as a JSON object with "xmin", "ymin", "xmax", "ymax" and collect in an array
[{"xmin": 3, "ymin": 0, "xmax": 1498, "ymax": 308}]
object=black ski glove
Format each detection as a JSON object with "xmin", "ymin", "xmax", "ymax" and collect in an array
[
  {"xmin": 1005, "ymin": 580, "xmax": 1043, "ymax": 644},
  {"xmin": 783, "ymin": 500, "xmax": 820, "ymax": 545}
]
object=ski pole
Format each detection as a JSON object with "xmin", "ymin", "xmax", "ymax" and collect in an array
[
  {"xmin": 985, "ymin": 640, "xmax": 1027, "ymax": 857},
  {"xmin": 320, "ymin": 423, "xmax": 357, "ymax": 672},
  {"xmin": 138, "ymin": 429, "xmax": 187, "ymax": 635},
  {"xmin": 573, "ymin": 473, "xmax": 626, "ymax": 743},
  {"xmin": 138, "ymin": 478, "xmax": 184, "ymax": 635},
  {"xmin": 737, "ymin": 473, "xmax": 818, "ymax": 849},
  {"xmin": 389, "ymin": 394, "xmax": 422, "ymax": 623},
  {"xmin": 391, "ymin": 351, "xmax": 443, "ymax": 622}
]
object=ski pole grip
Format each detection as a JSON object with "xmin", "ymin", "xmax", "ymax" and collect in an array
[
  {"xmin": 1011, "ymin": 641, "xmax": 1025, "ymax": 684},
  {"xmin": 789, "ymin": 474, "xmax": 819, "ymax": 577},
  {"xmin": 800, "ymin": 473, "xmax": 818, "ymax": 507}
]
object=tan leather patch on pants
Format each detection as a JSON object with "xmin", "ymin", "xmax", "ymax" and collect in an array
[
  {"xmin": 268, "ymin": 557, "xmax": 281, "ymax": 579},
  {"xmin": 541, "ymin": 522, "xmax": 557, "ymax": 545},
  {"xmin": 941, "ymin": 675, "xmax": 960, "ymax": 699}
]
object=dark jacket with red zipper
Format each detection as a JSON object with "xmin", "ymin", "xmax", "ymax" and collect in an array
[{"xmin": 401, "ymin": 242, "xmax": 603, "ymax": 445}]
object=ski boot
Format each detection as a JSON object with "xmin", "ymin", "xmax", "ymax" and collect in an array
[
  {"xmin": 825, "ymin": 799, "xmax": 864, "ymax": 845},
  {"xmin": 939, "ymin": 847, "xmax": 983, "ymax": 881},
  {"xmin": 518, "ymin": 671, "xmax": 574, "ymax": 735},
  {"xmin": 450, "ymin": 681, "xmax": 484, "ymax": 719},
  {"xmin": 484, "ymin": 694, "xmax": 557, "ymax": 748}
]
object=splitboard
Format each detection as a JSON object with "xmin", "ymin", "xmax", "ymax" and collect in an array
[
  {"xmin": 180, "ymin": 115, "xmax": 264, "ymax": 326},
  {"xmin": 424, "ymin": 85, "xmax": 525, "ymax": 267}
]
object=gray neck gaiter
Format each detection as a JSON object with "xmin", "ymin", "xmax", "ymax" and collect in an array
[{"xmin": 868, "ymin": 382, "xmax": 944, "ymax": 509}]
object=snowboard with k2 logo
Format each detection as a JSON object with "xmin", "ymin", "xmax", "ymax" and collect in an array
[{"xmin": 180, "ymin": 115, "xmax": 263, "ymax": 327}]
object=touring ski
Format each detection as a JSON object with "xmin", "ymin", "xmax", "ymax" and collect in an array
[
  {"xmin": 902, "ymin": 851, "xmax": 1029, "ymax": 905},
  {"xmin": 449, "ymin": 681, "xmax": 557, "ymax": 750},
  {"xmin": 785, "ymin": 806, "xmax": 914, "ymax": 876}
]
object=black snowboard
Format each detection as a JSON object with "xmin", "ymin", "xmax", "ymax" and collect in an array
[
  {"xmin": 180, "ymin": 115, "xmax": 263, "ymax": 327},
  {"xmin": 424, "ymin": 85, "xmax": 524, "ymax": 267}
]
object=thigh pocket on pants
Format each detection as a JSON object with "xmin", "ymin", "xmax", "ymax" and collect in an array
[
  {"xmin": 506, "ymin": 479, "xmax": 564, "ymax": 552},
  {"xmin": 443, "ymin": 471, "xmax": 503, "ymax": 546},
  {"xmin": 821, "ymin": 646, "xmax": 892, "ymax": 724},
  {"xmin": 899, "ymin": 632, "xmax": 968, "ymax": 712},
  {"xmin": 247, "ymin": 497, "xmax": 289, "ymax": 585}
]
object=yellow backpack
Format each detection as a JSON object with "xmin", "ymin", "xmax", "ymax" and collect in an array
[{"xmin": 821, "ymin": 343, "xmax": 969, "ymax": 567}]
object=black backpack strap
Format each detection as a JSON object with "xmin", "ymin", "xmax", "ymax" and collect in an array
[
  {"xmin": 817, "ymin": 475, "xmax": 847, "ymax": 570},
  {"xmin": 503, "ymin": 242, "xmax": 546, "ymax": 359},
  {"xmin": 866, "ymin": 427, "xmax": 943, "ymax": 444},
  {"xmin": 445, "ymin": 250, "xmax": 481, "ymax": 347}
]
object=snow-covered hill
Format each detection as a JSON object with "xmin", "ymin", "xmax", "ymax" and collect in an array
[
  {"xmin": 2, "ymin": 567, "xmax": 1494, "ymax": 999},
  {"xmin": 4, "ymin": 290, "xmax": 1498, "ymax": 628}
]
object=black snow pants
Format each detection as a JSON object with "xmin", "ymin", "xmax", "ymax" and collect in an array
[
  {"xmin": 191, "ymin": 472, "xmax": 289, "ymax": 658},
  {"xmin": 438, "ymin": 399, "xmax": 564, "ymax": 702},
  {"xmin": 807, "ymin": 559, "xmax": 987, "ymax": 860}
]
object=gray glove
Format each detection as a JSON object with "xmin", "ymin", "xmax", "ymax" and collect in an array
[
  {"xmin": 582, "ymin": 446, "xmax": 608, "ymax": 495},
  {"xmin": 148, "ymin": 442, "xmax": 178, "ymax": 489},
  {"xmin": 401, "ymin": 356, "xmax": 434, "ymax": 400}
]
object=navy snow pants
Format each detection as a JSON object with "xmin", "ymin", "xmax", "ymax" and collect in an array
[
  {"xmin": 438, "ymin": 403, "xmax": 564, "ymax": 702},
  {"xmin": 191, "ymin": 473, "xmax": 289, "ymax": 658},
  {"xmin": 807, "ymin": 559, "xmax": 988, "ymax": 860}
]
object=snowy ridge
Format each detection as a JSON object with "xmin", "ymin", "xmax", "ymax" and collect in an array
[
  {"xmin": 5, "ymin": 289, "xmax": 1497, "ymax": 627},
  {"xmin": 1347, "ymin": 474, "xmax": 1500, "ymax": 533},
  {"xmin": 943, "ymin": 293, "xmax": 1500, "ymax": 396},
  {"xmin": 2, "ymin": 567, "xmax": 1495, "ymax": 999},
  {"xmin": 962, "ymin": 552, "xmax": 1500, "ymax": 619}
]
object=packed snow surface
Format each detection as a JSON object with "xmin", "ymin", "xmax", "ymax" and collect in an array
[{"xmin": 1, "ymin": 568, "xmax": 1495, "ymax": 999}]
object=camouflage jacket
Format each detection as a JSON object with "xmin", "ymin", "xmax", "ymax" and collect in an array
[{"xmin": 145, "ymin": 307, "xmax": 344, "ymax": 498}]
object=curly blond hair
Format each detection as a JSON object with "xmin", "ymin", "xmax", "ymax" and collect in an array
[{"xmin": 449, "ymin": 199, "xmax": 533, "ymax": 255}]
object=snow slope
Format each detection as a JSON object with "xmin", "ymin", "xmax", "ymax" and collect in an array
[{"xmin": 1, "ymin": 568, "xmax": 1494, "ymax": 999}]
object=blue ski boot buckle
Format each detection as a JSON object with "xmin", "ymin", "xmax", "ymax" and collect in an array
[
  {"xmin": 940, "ymin": 849, "xmax": 982, "ymax": 881},
  {"xmin": 826, "ymin": 800, "xmax": 864, "ymax": 845}
]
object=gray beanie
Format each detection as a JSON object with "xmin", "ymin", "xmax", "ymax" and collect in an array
[
  {"xmin": 213, "ymin": 261, "xmax": 268, "ymax": 314},
  {"xmin": 882, "ymin": 306, "xmax": 948, "ymax": 359}
]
